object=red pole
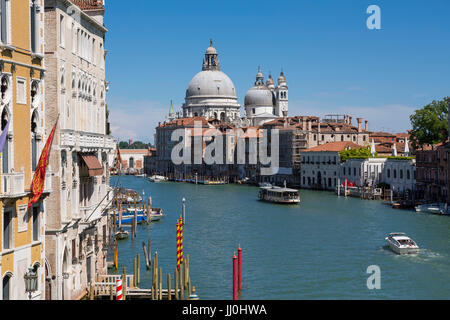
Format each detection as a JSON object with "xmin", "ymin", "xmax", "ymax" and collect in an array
[
  {"xmin": 233, "ymin": 252, "xmax": 237, "ymax": 300},
  {"xmin": 237, "ymin": 244, "xmax": 242, "ymax": 292}
]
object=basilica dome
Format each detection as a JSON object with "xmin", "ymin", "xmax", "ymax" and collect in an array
[
  {"xmin": 182, "ymin": 40, "xmax": 241, "ymax": 121},
  {"xmin": 186, "ymin": 70, "xmax": 237, "ymax": 99}
]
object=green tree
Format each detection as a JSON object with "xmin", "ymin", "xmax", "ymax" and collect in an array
[
  {"xmin": 409, "ymin": 97, "xmax": 449, "ymax": 149},
  {"xmin": 339, "ymin": 147, "xmax": 372, "ymax": 162},
  {"xmin": 118, "ymin": 141, "xmax": 129, "ymax": 149}
]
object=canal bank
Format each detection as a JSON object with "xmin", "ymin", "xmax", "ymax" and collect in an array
[{"xmin": 109, "ymin": 175, "xmax": 450, "ymax": 299}]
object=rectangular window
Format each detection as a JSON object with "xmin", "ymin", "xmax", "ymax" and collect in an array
[
  {"xmin": 72, "ymin": 239, "xmax": 76, "ymax": 260},
  {"xmin": 0, "ymin": 0, "xmax": 9, "ymax": 44},
  {"xmin": 59, "ymin": 15, "xmax": 65, "ymax": 47},
  {"xmin": 3, "ymin": 209, "xmax": 12, "ymax": 249},
  {"xmin": 32, "ymin": 206, "xmax": 39, "ymax": 242},
  {"xmin": 79, "ymin": 234, "xmax": 83, "ymax": 257},
  {"xmin": 71, "ymin": 23, "xmax": 76, "ymax": 53},
  {"xmin": 16, "ymin": 78, "xmax": 26, "ymax": 104},
  {"xmin": 18, "ymin": 206, "xmax": 28, "ymax": 233}
]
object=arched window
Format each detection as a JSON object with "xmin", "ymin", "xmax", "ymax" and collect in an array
[
  {"xmin": 1, "ymin": 107, "xmax": 10, "ymax": 173},
  {"xmin": 31, "ymin": 81, "xmax": 39, "ymax": 105},
  {"xmin": 31, "ymin": 110, "xmax": 39, "ymax": 171},
  {"xmin": 1, "ymin": 75, "xmax": 10, "ymax": 101},
  {"xmin": 2, "ymin": 272, "xmax": 12, "ymax": 300}
]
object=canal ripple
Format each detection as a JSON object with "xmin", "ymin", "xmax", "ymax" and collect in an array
[{"xmin": 110, "ymin": 176, "xmax": 450, "ymax": 299}]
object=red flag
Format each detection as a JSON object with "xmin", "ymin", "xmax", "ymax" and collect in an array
[
  {"xmin": 115, "ymin": 146, "xmax": 122, "ymax": 171},
  {"xmin": 28, "ymin": 120, "xmax": 58, "ymax": 209}
]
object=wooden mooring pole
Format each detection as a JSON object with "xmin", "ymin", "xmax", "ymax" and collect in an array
[
  {"xmin": 137, "ymin": 253, "xmax": 140, "ymax": 285},
  {"xmin": 167, "ymin": 273, "xmax": 171, "ymax": 300},
  {"xmin": 174, "ymin": 268, "xmax": 179, "ymax": 300},
  {"xmin": 142, "ymin": 242, "xmax": 150, "ymax": 270}
]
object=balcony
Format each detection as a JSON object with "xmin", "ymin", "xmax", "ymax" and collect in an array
[
  {"xmin": 0, "ymin": 173, "xmax": 26, "ymax": 198},
  {"xmin": 60, "ymin": 129, "xmax": 116, "ymax": 152}
]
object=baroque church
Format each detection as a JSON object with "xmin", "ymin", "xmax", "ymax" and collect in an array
[{"xmin": 170, "ymin": 40, "xmax": 288, "ymax": 126}]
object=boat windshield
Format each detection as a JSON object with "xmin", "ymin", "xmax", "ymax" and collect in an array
[{"xmin": 397, "ymin": 239, "xmax": 416, "ymax": 246}]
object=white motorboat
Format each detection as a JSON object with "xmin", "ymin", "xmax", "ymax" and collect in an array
[
  {"xmin": 258, "ymin": 186, "xmax": 300, "ymax": 204},
  {"xmin": 148, "ymin": 175, "xmax": 167, "ymax": 182},
  {"xmin": 150, "ymin": 208, "xmax": 165, "ymax": 221},
  {"xmin": 415, "ymin": 203, "xmax": 440, "ymax": 213},
  {"xmin": 385, "ymin": 233, "xmax": 419, "ymax": 255}
]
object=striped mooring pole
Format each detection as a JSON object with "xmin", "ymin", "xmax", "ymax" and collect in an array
[
  {"xmin": 176, "ymin": 219, "xmax": 181, "ymax": 269},
  {"xmin": 116, "ymin": 279, "xmax": 123, "ymax": 300},
  {"xmin": 179, "ymin": 216, "xmax": 183, "ymax": 264}
]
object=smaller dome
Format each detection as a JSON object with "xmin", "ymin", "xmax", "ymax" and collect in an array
[
  {"xmin": 206, "ymin": 39, "xmax": 217, "ymax": 54},
  {"xmin": 244, "ymin": 86, "xmax": 274, "ymax": 108},
  {"xmin": 206, "ymin": 46, "xmax": 217, "ymax": 55}
]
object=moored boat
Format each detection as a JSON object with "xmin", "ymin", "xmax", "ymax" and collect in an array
[
  {"xmin": 115, "ymin": 228, "xmax": 129, "ymax": 240},
  {"xmin": 385, "ymin": 232, "xmax": 419, "ymax": 254}
]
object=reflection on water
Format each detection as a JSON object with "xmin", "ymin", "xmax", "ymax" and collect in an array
[{"xmin": 110, "ymin": 176, "xmax": 450, "ymax": 299}]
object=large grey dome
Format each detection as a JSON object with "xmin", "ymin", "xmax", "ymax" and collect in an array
[
  {"xmin": 182, "ymin": 41, "xmax": 241, "ymax": 121},
  {"xmin": 244, "ymin": 86, "xmax": 274, "ymax": 107},
  {"xmin": 186, "ymin": 70, "xmax": 237, "ymax": 99}
]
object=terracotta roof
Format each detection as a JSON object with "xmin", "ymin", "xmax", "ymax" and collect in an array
[
  {"xmin": 370, "ymin": 131, "xmax": 396, "ymax": 137},
  {"xmin": 119, "ymin": 149, "xmax": 151, "ymax": 155},
  {"xmin": 71, "ymin": 0, "xmax": 104, "ymax": 11},
  {"xmin": 302, "ymin": 141, "xmax": 363, "ymax": 152},
  {"xmin": 395, "ymin": 133, "xmax": 410, "ymax": 139}
]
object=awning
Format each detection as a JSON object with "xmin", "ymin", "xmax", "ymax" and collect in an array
[{"xmin": 81, "ymin": 154, "xmax": 103, "ymax": 177}]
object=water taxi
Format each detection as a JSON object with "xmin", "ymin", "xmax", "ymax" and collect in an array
[
  {"xmin": 148, "ymin": 175, "xmax": 168, "ymax": 182},
  {"xmin": 258, "ymin": 185, "xmax": 300, "ymax": 204},
  {"xmin": 385, "ymin": 233, "xmax": 419, "ymax": 255}
]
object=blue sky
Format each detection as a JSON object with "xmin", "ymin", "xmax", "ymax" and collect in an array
[{"xmin": 104, "ymin": 0, "xmax": 450, "ymax": 143}]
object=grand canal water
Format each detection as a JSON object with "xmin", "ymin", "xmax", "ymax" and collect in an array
[{"xmin": 109, "ymin": 175, "xmax": 450, "ymax": 300}]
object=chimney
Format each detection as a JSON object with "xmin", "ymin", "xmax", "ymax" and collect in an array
[
  {"xmin": 365, "ymin": 120, "xmax": 368, "ymax": 131},
  {"xmin": 357, "ymin": 118, "xmax": 362, "ymax": 133},
  {"xmin": 318, "ymin": 118, "xmax": 321, "ymax": 133},
  {"xmin": 344, "ymin": 115, "xmax": 348, "ymax": 125},
  {"xmin": 302, "ymin": 117, "xmax": 307, "ymax": 131},
  {"xmin": 349, "ymin": 116, "xmax": 352, "ymax": 126}
]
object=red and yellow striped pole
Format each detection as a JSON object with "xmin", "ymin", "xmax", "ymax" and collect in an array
[
  {"xmin": 179, "ymin": 216, "xmax": 183, "ymax": 265},
  {"xmin": 176, "ymin": 219, "xmax": 181, "ymax": 269}
]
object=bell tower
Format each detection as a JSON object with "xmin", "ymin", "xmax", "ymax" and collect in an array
[
  {"xmin": 275, "ymin": 70, "xmax": 288, "ymax": 117},
  {"xmin": 202, "ymin": 39, "xmax": 221, "ymax": 71}
]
